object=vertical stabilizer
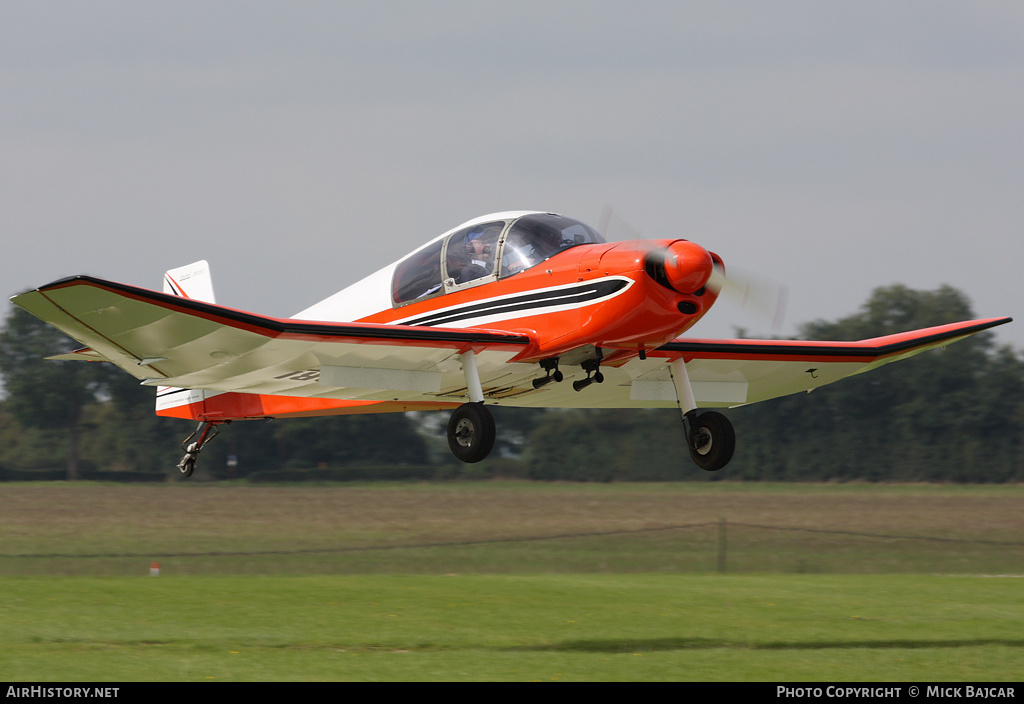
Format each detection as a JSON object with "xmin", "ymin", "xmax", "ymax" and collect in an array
[
  {"xmin": 157, "ymin": 261, "xmax": 216, "ymax": 419},
  {"xmin": 163, "ymin": 260, "xmax": 216, "ymax": 304}
]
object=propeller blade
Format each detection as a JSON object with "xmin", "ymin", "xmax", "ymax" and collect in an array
[
  {"xmin": 597, "ymin": 207, "xmax": 786, "ymax": 329},
  {"xmin": 707, "ymin": 264, "xmax": 788, "ymax": 330},
  {"xmin": 597, "ymin": 205, "xmax": 642, "ymax": 241}
]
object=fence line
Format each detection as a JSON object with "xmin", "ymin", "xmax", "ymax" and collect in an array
[{"xmin": 2, "ymin": 519, "xmax": 1022, "ymax": 561}]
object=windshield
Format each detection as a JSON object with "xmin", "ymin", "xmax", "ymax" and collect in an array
[
  {"xmin": 499, "ymin": 214, "xmax": 604, "ymax": 278},
  {"xmin": 392, "ymin": 220, "xmax": 507, "ymax": 305},
  {"xmin": 392, "ymin": 239, "xmax": 444, "ymax": 304},
  {"xmin": 391, "ymin": 213, "xmax": 605, "ymax": 306}
]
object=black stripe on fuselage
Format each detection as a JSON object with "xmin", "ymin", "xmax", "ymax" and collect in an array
[{"xmin": 400, "ymin": 278, "xmax": 630, "ymax": 327}]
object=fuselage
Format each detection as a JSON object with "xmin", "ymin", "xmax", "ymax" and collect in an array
[
  {"xmin": 295, "ymin": 211, "xmax": 722, "ymax": 364},
  {"xmin": 157, "ymin": 211, "xmax": 722, "ymax": 422}
]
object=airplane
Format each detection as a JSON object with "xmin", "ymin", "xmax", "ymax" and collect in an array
[{"xmin": 10, "ymin": 210, "xmax": 1011, "ymax": 477}]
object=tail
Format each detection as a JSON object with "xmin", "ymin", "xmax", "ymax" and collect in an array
[
  {"xmin": 163, "ymin": 260, "xmax": 216, "ymax": 303},
  {"xmin": 156, "ymin": 261, "xmax": 216, "ymax": 419}
]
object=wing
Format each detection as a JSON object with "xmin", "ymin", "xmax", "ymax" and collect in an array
[
  {"xmin": 644, "ymin": 318, "xmax": 1012, "ymax": 407},
  {"xmin": 464, "ymin": 317, "xmax": 1010, "ymax": 410},
  {"xmin": 11, "ymin": 274, "xmax": 1010, "ymax": 411},
  {"xmin": 466, "ymin": 313, "xmax": 1007, "ymax": 407},
  {"xmin": 473, "ymin": 317, "xmax": 1009, "ymax": 409},
  {"xmin": 11, "ymin": 276, "xmax": 535, "ymax": 403}
]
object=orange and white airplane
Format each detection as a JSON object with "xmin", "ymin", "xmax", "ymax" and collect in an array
[{"xmin": 11, "ymin": 211, "xmax": 1011, "ymax": 476}]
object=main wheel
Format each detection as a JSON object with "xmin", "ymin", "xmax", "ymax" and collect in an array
[
  {"xmin": 447, "ymin": 402, "xmax": 496, "ymax": 463},
  {"xmin": 687, "ymin": 411, "xmax": 735, "ymax": 472}
]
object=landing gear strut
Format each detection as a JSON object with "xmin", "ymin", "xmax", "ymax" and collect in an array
[
  {"xmin": 446, "ymin": 350, "xmax": 496, "ymax": 463},
  {"xmin": 670, "ymin": 357, "xmax": 736, "ymax": 472},
  {"xmin": 176, "ymin": 420, "xmax": 223, "ymax": 478}
]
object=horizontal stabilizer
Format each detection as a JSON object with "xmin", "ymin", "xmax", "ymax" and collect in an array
[{"xmin": 45, "ymin": 347, "xmax": 110, "ymax": 362}]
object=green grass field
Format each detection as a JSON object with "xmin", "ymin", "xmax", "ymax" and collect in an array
[
  {"xmin": 2, "ymin": 574, "xmax": 1022, "ymax": 682},
  {"xmin": 1, "ymin": 482, "xmax": 1022, "ymax": 681}
]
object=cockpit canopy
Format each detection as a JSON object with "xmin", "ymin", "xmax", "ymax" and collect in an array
[{"xmin": 391, "ymin": 213, "xmax": 605, "ymax": 306}]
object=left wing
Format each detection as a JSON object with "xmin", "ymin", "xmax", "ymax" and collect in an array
[
  {"xmin": 468, "ymin": 317, "xmax": 1011, "ymax": 410},
  {"xmin": 643, "ymin": 318, "xmax": 1013, "ymax": 407}
]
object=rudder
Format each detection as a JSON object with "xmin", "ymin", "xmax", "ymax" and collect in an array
[
  {"xmin": 163, "ymin": 260, "xmax": 216, "ymax": 303},
  {"xmin": 157, "ymin": 260, "xmax": 216, "ymax": 418}
]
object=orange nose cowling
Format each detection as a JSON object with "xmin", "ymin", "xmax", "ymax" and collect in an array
[{"xmin": 659, "ymin": 240, "xmax": 714, "ymax": 294}]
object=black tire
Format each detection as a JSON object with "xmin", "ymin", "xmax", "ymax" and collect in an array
[
  {"xmin": 179, "ymin": 456, "xmax": 196, "ymax": 478},
  {"xmin": 687, "ymin": 411, "xmax": 735, "ymax": 472},
  {"xmin": 447, "ymin": 402, "xmax": 496, "ymax": 463}
]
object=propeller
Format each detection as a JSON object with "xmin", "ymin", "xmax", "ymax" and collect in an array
[
  {"xmin": 597, "ymin": 205, "xmax": 643, "ymax": 241},
  {"xmin": 706, "ymin": 262, "xmax": 788, "ymax": 331},
  {"xmin": 598, "ymin": 205, "xmax": 788, "ymax": 330}
]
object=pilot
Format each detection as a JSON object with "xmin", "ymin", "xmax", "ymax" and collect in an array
[
  {"xmin": 460, "ymin": 227, "xmax": 495, "ymax": 282},
  {"xmin": 503, "ymin": 228, "xmax": 548, "ymax": 274}
]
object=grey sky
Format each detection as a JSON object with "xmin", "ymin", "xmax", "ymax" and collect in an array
[{"xmin": 3, "ymin": 1, "xmax": 1022, "ymax": 346}]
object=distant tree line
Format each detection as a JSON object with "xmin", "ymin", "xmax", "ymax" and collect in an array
[{"xmin": 1, "ymin": 284, "xmax": 1021, "ymax": 482}]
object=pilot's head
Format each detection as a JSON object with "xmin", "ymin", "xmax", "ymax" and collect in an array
[
  {"xmin": 531, "ymin": 227, "xmax": 562, "ymax": 255},
  {"xmin": 465, "ymin": 228, "xmax": 492, "ymax": 255}
]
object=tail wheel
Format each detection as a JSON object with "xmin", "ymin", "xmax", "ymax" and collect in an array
[
  {"xmin": 688, "ymin": 411, "xmax": 735, "ymax": 472},
  {"xmin": 447, "ymin": 402, "xmax": 496, "ymax": 463},
  {"xmin": 179, "ymin": 455, "xmax": 196, "ymax": 478}
]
